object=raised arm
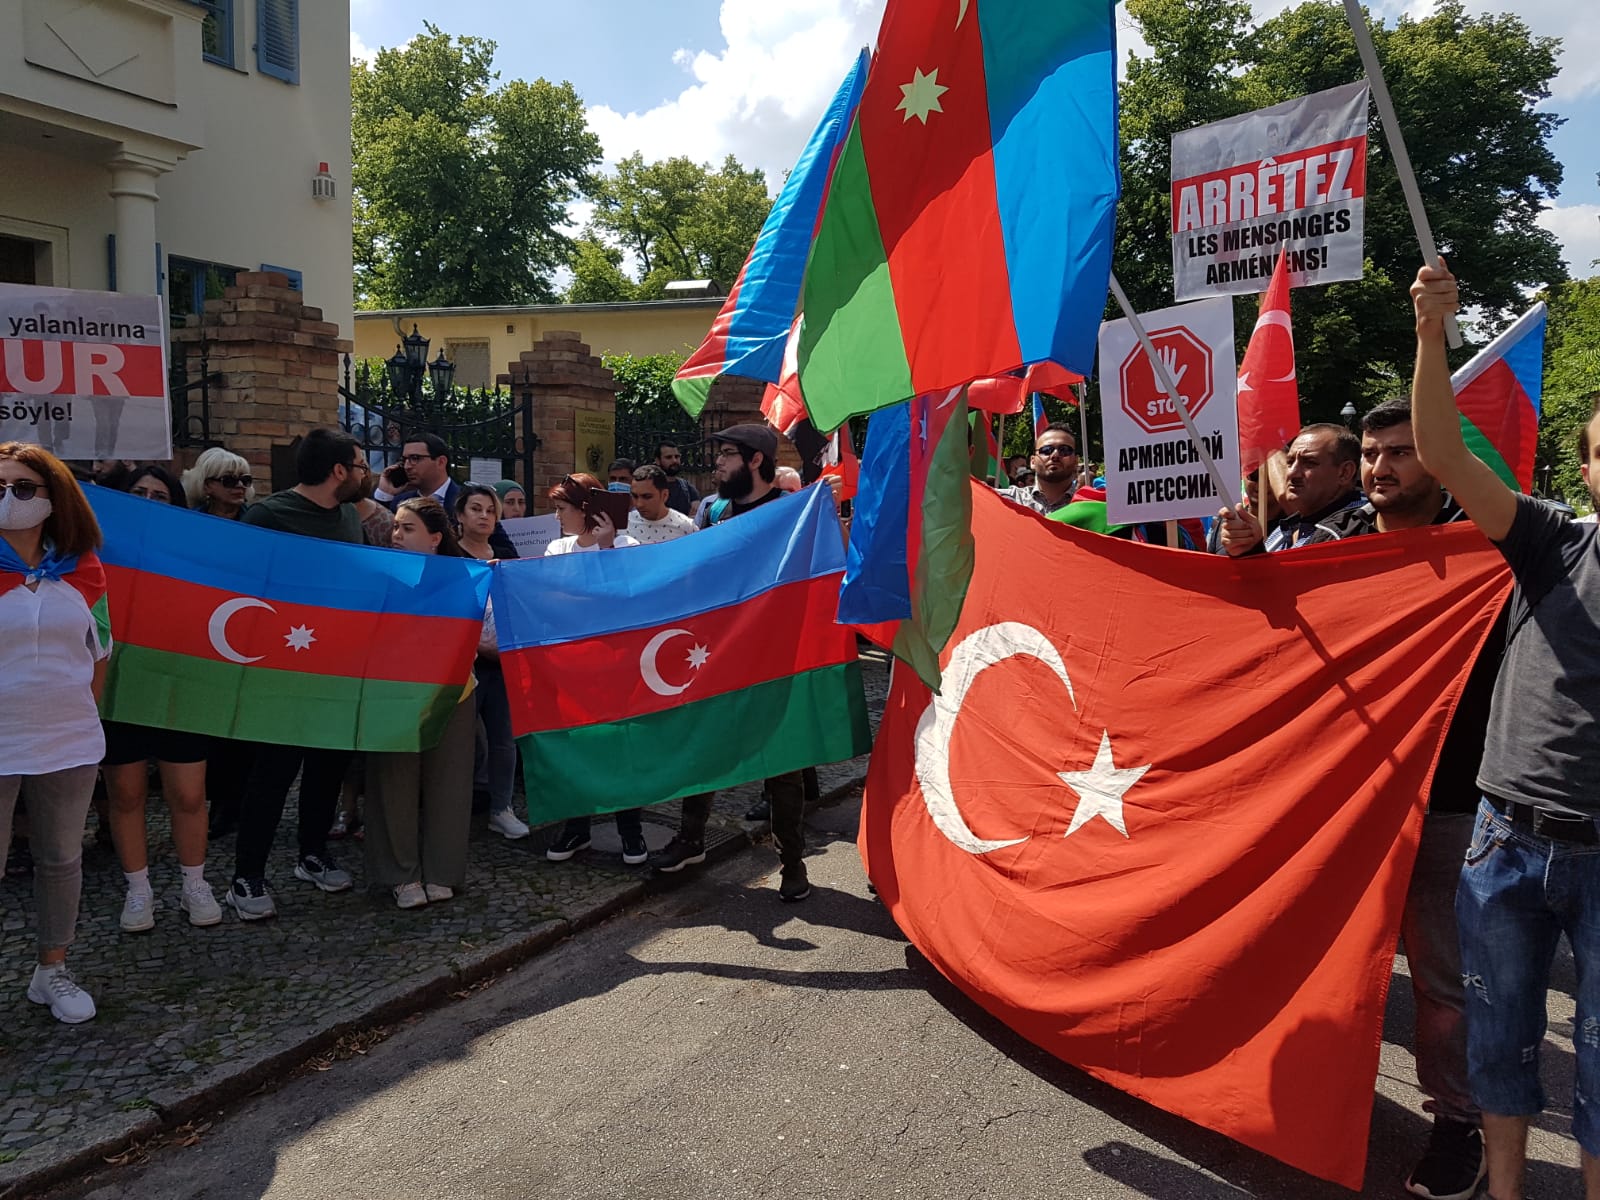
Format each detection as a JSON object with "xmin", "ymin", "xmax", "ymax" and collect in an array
[{"xmin": 1409, "ymin": 261, "xmax": 1517, "ymax": 541}]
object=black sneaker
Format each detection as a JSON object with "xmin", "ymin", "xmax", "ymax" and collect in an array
[
  {"xmin": 225, "ymin": 877, "xmax": 277, "ymax": 921},
  {"xmin": 778, "ymin": 865, "xmax": 811, "ymax": 903},
  {"xmin": 743, "ymin": 799, "xmax": 771, "ymax": 822},
  {"xmin": 545, "ymin": 827, "xmax": 592, "ymax": 862},
  {"xmin": 650, "ymin": 836, "xmax": 706, "ymax": 874},
  {"xmin": 620, "ymin": 832, "xmax": 649, "ymax": 865},
  {"xmin": 1405, "ymin": 1117, "xmax": 1485, "ymax": 1200}
]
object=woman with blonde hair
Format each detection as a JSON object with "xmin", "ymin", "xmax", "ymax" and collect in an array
[
  {"xmin": 0, "ymin": 442, "xmax": 112, "ymax": 1023},
  {"xmin": 181, "ymin": 446, "xmax": 255, "ymax": 519}
]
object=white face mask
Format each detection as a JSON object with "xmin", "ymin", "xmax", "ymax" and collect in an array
[{"xmin": 0, "ymin": 491, "xmax": 53, "ymax": 531}]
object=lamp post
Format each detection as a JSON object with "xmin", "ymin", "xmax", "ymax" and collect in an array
[
  {"xmin": 1339, "ymin": 400, "xmax": 1358, "ymax": 429},
  {"xmin": 385, "ymin": 324, "xmax": 454, "ymax": 411}
]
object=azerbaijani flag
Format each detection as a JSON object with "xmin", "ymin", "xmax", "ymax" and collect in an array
[
  {"xmin": 492, "ymin": 485, "xmax": 871, "ymax": 817},
  {"xmin": 797, "ymin": 0, "xmax": 1119, "ymax": 431},
  {"xmin": 1452, "ymin": 302, "xmax": 1545, "ymax": 492},
  {"xmin": 91, "ymin": 488, "xmax": 490, "ymax": 752},
  {"xmin": 672, "ymin": 50, "xmax": 870, "ymax": 417},
  {"xmin": 1033, "ymin": 393, "xmax": 1048, "ymax": 440}
]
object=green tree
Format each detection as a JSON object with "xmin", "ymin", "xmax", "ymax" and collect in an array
[
  {"xmin": 1117, "ymin": 0, "xmax": 1566, "ymax": 421},
  {"xmin": 604, "ymin": 352, "xmax": 689, "ymax": 426},
  {"xmin": 571, "ymin": 154, "xmax": 772, "ymax": 300},
  {"xmin": 1538, "ymin": 277, "xmax": 1600, "ymax": 507},
  {"xmin": 352, "ymin": 25, "xmax": 601, "ymax": 309}
]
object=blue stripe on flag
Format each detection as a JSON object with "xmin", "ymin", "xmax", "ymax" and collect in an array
[{"xmin": 838, "ymin": 401, "xmax": 912, "ymax": 625}]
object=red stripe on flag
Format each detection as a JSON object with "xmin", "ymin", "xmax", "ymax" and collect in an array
[
  {"xmin": 502, "ymin": 574, "xmax": 856, "ymax": 734},
  {"xmin": 104, "ymin": 563, "xmax": 480, "ymax": 685},
  {"xmin": 1455, "ymin": 358, "xmax": 1539, "ymax": 492}
]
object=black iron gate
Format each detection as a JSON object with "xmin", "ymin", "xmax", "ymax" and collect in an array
[
  {"xmin": 613, "ymin": 406, "xmax": 722, "ymax": 472},
  {"xmin": 336, "ymin": 355, "xmax": 538, "ymax": 484}
]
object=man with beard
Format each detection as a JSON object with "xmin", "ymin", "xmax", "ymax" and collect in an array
[
  {"xmin": 1216, "ymin": 422, "xmax": 1363, "ymax": 554},
  {"xmin": 996, "ymin": 424, "xmax": 1081, "ymax": 515},
  {"xmin": 654, "ymin": 424, "xmax": 814, "ymax": 901},
  {"xmin": 655, "ymin": 439, "xmax": 700, "ymax": 516},
  {"xmin": 230, "ymin": 429, "xmax": 368, "ymax": 920},
  {"xmin": 1303, "ymin": 396, "xmax": 1493, "ymax": 1200}
]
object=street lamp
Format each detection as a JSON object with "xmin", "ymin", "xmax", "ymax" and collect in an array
[
  {"xmin": 1339, "ymin": 400, "xmax": 1358, "ymax": 429},
  {"xmin": 384, "ymin": 323, "xmax": 453, "ymax": 408}
]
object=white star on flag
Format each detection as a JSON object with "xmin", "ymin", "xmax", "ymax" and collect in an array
[
  {"xmin": 1059, "ymin": 730, "xmax": 1152, "ymax": 839},
  {"xmin": 897, "ymin": 68, "xmax": 948, "ymax": 125},
  {"xmin": 686, "ymin": 644, "xmax": 711, "ymax": 670},
  {"xmin": 284, "ymin": 625, "xmax": 317, "ymax": 652},
  {"xmin": 1238, "ymin": 370, "xmax": 1255, "ymax": 394}
]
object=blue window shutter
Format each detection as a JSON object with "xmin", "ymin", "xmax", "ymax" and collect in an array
[
  {"xmin": 256, "ymin": 0, "xmax": 298, "ymax": 84},
  {"xmin": 259, "ymin": 263, "xmax": 303, "ymax": 291}
]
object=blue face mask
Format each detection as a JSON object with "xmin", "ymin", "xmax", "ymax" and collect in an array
[{"xmin": 607, "ymin": 481, "xmax": 632, "ymax": 493}]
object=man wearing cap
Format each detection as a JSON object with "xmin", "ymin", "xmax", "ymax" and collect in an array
[{"xmin": 653, "ymin": 423, "xmax": 814, "ymax": 902}]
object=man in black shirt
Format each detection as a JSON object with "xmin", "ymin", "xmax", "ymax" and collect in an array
[{"xmin": 655, "ymin": 439, "xmax": 701, "ymax": 517}]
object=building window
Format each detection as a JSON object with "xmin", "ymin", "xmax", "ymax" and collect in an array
[
  {"xmin": 0, "ymin": 236, "xmax": 39, "ymax": 286},
  {"xmin": 168, "ymin": 256, "xmax": 242, "ymax": 327},
  {"xmin": 197, "ymin": 0, "xmax": 234, "ymax": 67},
  {"xmin": 256, "ymin": 0, "xmax": 299, "ymax": 85},
  {"xmin": 447, "ymin": 341, "xmax": 492, "ymax": 389}
]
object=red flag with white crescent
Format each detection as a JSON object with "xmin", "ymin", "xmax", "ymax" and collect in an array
[{"xmin": 1236, "ymin": 251, "xmax": 1300, "ymax": 475}]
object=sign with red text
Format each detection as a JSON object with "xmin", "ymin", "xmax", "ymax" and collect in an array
[
  {"xmin": 1170, "ymin": 82, "xmax": 1369, "ymax": 302},
  {"xmin": 1099, "ymin": 297, "xmax": 1238, "ymax": 525},
  {"xmin": 0, "ymin": 283, "xmax": 169, "ymax": 460}
]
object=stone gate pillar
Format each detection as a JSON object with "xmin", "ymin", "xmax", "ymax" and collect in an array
[{"xmin": 499, "ymin": 330, "xmax": 618, "ymax": 515}]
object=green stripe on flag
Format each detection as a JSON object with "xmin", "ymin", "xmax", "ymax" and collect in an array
[
  {"xmin": 672, "ymin": 374, "xmax": 713, "ymax": 419},
  {"xmin": 519, "ymin": 663, "xmax": 871, "ymax": 821},
  {"xmin": 1461, "ymin": 414, "xmax": 1521, "ymax": 492},
  {"xmin": 797, "ymin": 123, "xmax": 912, "ymax": 431},
  {"xmin": 102, "ymin": 643, "xmax": 465, "ymax": 752}
]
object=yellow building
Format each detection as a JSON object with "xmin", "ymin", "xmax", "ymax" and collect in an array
[{"xmin": 353, "ymin": 297, "xmax": 725, "ymax": 388}]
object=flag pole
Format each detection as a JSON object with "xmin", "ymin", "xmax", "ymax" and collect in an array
[
  {"xmin": 993, "ymin": 410, "xmax": 1008, "ymax": 487},
  {"xmin": 1075, "ymin": 381, "xmax": 1091, "ymax": 488},
  {"xmin": 1107, "ymin": 273, "xmax": 1243, "ymax": 520},
  {"xmin": 1341, "ymin": 0, "xmax": 1462, "ymax": 349}
]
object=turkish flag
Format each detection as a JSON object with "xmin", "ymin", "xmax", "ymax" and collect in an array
[
  {"xmin": 966, "ymin": 360, "xmax": 1084, "ymax": 415},
  {"xmin": 1236, "ymin": 250, "xmax": 1300, "ymax": 475},
  {"xmin": 861, "ymin": 485, "xmax": 1509, "ymax": 1188}
]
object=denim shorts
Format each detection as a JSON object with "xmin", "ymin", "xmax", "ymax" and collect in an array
[{"xmin": 1455, "ymin": 797, "xmax": 1600, "ymax": 1153}]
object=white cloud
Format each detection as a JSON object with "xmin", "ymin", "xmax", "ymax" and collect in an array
[
  {"xmin": 350, "ymin": 30, "xmax": 378, "ymax": 65},
  {"xmin": 1539, "ymin": 203, "xmax": 1600, "ymax": 279}
]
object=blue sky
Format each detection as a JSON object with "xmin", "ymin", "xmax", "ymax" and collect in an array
[{"xmin": 351, "ymin": 0, "xmax": 1599, "ymax": 275}]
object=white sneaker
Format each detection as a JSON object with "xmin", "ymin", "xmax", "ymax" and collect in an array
[
  {"xmin": 423, "ymin": 883, "xmax": 454, "ymax": 902},
  {"xmin": 488, "ymin": 810, "xmax": 531, "ymax": 840},
  {"xmin": 120, "ymin": 886, "xmax": 155, "ymax": 933},
  {"xmin": 28, "ymin": 963, "xmax": 96, "ymax": 1024},
  {"xmin": 181, "ymin": 882, "xmax": 223, "ymax": 927},
  {"xmin": 393, "ymin": 882, "xmax": 428, "ymax": 909}
]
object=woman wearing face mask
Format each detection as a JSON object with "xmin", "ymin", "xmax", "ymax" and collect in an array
[
  {"xmin": 541, "ymin": 474, "xmax": 647, "ymax": 866},
  {"xmin": 0, "ymin": 442, "xmax": 113, "ymax": 1023},
  {"xmin": 365, "ymin": 497, "xmax": 479, "ymax": 909},
  {"xmin": 103, "ymin": 467, "xmax": 222, "ymax": 933},
  {"xmin": 180, "ymin": 446, "xmax": 254, "ymax": 520}
]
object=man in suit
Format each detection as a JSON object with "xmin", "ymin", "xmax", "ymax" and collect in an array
[{"xmin": 374, "ymin": 432, "xmax": 462, "ymax": 525}]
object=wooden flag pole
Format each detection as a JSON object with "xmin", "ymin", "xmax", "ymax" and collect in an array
[
  {"xmin": 1075, "ymin": 381, "xmax": 1092, "ymax": 488},
  {"xmin": 1341, "ymin": 0, "xmax": 1462, "ymax": 348},
  {"xmin": 1108, "ymin": 272, "xmax": 1244, "ymax": 521}
]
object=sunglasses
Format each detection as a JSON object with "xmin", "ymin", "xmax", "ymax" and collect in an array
[
  {"xmin": 210, "ymin": 473, "xmax": 252, "ymax": 488},
  {"xmin": 0, "ymin": 480, "xmax": 47, "ymax": 500},
  {"xmin": 1035, "ymin": 445, "xmax": 1078, "ymax": 457}
]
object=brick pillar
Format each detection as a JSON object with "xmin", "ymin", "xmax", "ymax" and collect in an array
[
  {"xmin": 703, "ymin": 375, "xmax": 804, "ymax": 473},
  {"xmin": 499, "ymin": 330, "xmax": 618, "ymax": 515},
  {"xmin": 171, "ymin": 270, "xmax": 351, "ymax": 487}
]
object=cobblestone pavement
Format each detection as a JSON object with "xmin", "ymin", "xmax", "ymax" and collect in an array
[{"xmin": 0, "ymin": 655, "xmax": 890, "ymax": 1195}]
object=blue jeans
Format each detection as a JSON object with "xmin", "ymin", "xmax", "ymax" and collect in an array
[{"xmin": 1456, "ymin": 797, "xmax": 1600, "ymax": 1154}]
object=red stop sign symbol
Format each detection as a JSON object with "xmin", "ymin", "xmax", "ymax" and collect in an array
[{"xmin": 1118, "ymin": 326, "xmax": 1214, "ymax": 436}]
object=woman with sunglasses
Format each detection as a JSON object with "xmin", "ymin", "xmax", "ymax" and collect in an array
[
  {"xmin": 365, "ymin": 497, "xmax": 479, "ymax": 909},
  {"xmin": 102, "ymin": 467, "xmax": 223, "ymax": 934},
  {"xmin": 0, "ymin": 442, "xmax": 112, "ymax": 1023},
  {"xmin": 181, "ymin": 446, "xmax": 254, "ymax": 520}
]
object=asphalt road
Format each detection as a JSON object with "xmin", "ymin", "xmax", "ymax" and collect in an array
[{"xmin": 55, "ymin": 795, "xmax": 1584, "ymax": 1200}]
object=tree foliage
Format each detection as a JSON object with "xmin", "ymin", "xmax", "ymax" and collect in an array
[
  {"xmin": 352, "ymin": 25, "xmax": 601, "ymax": 309},
  {"xmin": 1538, "ymin": 277, "xmax": 1600, "ymax": 507},
  {"xmin": 568, "ymin": 154, "xmax": 773, "ymax": 301},
  {"xmin": 604, "ymin": 352, "xmax": 689, "ymax": 426},
  {"xmin": 1117, "ymin": 0, "xmax": 1566, "ymax": 422}
]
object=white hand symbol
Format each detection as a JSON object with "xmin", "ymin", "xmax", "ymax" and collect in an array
[{"xmin": 1156, "ymin": 345, "xmax": 1190, "ymax": 405}]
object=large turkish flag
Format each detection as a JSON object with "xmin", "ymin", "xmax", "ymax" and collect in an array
[{"xmin": 861, "ymin": 484, "xmax": 1510, "ymax": 1188}]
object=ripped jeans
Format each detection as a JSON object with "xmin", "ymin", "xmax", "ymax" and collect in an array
[{"xmin": 1456, "ymin": 796, "xmax": 1600, "ymax": 1154}]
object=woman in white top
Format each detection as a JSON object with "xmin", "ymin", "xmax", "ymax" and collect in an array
[{"xmin": 0, "ymin": 442, "xmax": 113, "ymax": 1024}]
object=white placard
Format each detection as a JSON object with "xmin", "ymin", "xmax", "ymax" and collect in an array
[
  {"xmin": 0, "ymin": 283, "xmax": 170, "ymax": 460},
  {"xmin": 499, "ymin": 513, "xmax": 562, "ymax": 559},
  {"xmin": 468, "ymin": 457, "xmax": 502, "ymax": 485},
  {"xmin": 1170, "ymin": 82, "xmax": 1369, "ymax": 301},
  {"xmin": 1099, "ymin": 296, "xmax": 1239, "ymax": 525}
]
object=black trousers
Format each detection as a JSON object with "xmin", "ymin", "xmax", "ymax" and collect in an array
[
  {"xmin": 681, "ymin": 772, "xmax": 806, "ymax": 870},
  {"xmin": 233, "ymin": 744, "xmax": 351, "ymax": 880}
]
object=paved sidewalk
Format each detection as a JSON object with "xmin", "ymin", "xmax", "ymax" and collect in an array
[{"xmin": 0, "ymin": 655, "xmax": 889, "ymax": 1196}]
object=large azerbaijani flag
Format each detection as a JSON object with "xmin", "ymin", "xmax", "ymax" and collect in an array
[
  {"xmin": 492, "ymin": 485, "xmax": 871, "ymax": 818},
  {"xmin": 797, "ymin": 0, "xmax": 1120, "ymax": 431},
  {"xmin": 1452, "ymin": 302, "xmax": 1545, "ymax": 492},
  {"xmin": 91, "ymin": 488, "xmax": 490, "ymax": 752},
  {"xmin": 670, "ymin": 50, "xmax": 870, "ymax": 417}
]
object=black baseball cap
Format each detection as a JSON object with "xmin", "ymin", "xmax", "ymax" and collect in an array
[{"xmin": 712, "ymin": 423, "xmax": 779, "ymax": 462}]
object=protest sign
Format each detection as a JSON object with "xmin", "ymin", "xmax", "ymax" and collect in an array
[
  {"xmin": 1099, "ymin": 296, "xmax": 1238, "ymax": 525},
  {"xmin": 1170, "ymin": 82, "xmax": 1369, "ymax": 302},
  {"xmin": 0, "ymin": 283, "xmax": 170, "ymax": 460},
  {"xmin": 499, "ymin": 513, "xmax": 562, "ymax": 558}
]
